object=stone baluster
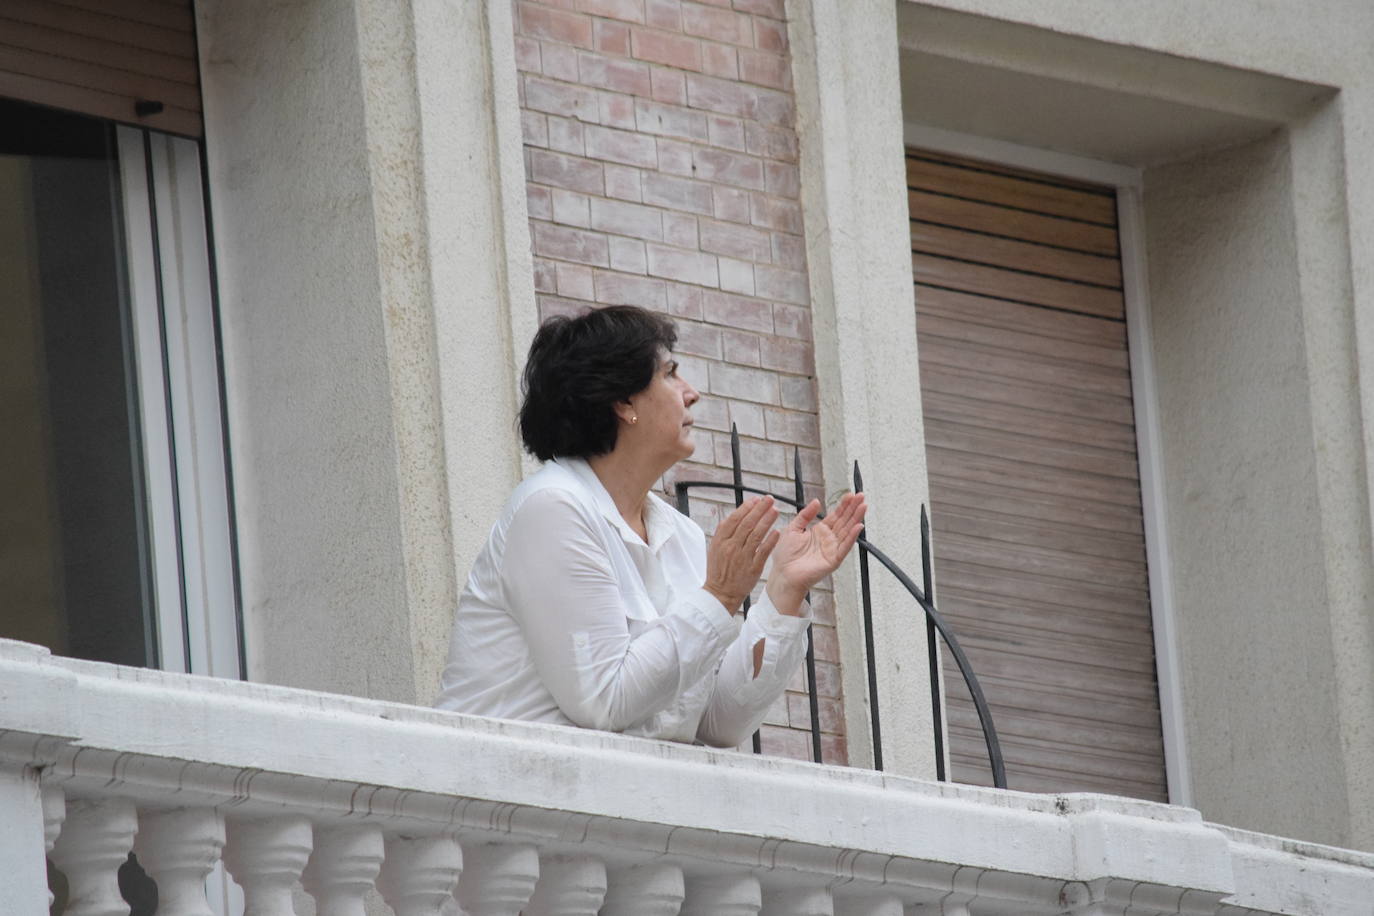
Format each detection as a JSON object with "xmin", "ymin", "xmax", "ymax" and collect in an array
[
  {"xmin": 761, "ymin": 886, "xmax": 834, "ymax": 916},
  {"xmin": 601, "ymin": 863, "xmax": 686, "ymax": 916},
  {"xmin": 454, "ymin": 842, "xmax": 539, "ymax": 916},
  {"xmin": 681, "ymin": 872, "xmax": 763, "ymax": 915},
  {"xmin": 523, "ymin": 854, "xmax": 607, "ymax": 916},
  {"xmin": 377, "ymin": 834, "xmax": 463, "ymax": 916},
  {"xmin": 223, "ymin": 815, "xmax": 314, "ymax": 916},
  {"xmin": 133, "ymin": 807, "xmax": 226, "ymax": 916},
  {"xmin": 834, "ymin": 894, "xmax": 906, "ymax": 916},
  {"xmin": 301, "ymin": 824, "xmax": 385, "ymax": 916},
  {"xmin": 41, "ymin": 786, "xmax": 67, "ymax": 908},
  {"xmin": 48, "ymin": 797, "xmax": 139, "ymax": 916}
]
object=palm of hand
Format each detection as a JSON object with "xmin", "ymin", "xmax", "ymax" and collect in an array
[{"xmin": 771, "ymin": 493, "xmax": 867, "ymax": 593}]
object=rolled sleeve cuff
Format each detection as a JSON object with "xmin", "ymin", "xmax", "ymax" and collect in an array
[
  {"xmin": 681, "ymin": 586, "xmax": 742, "ymax": 644},
  {"xmin": 744, "ymin": 592, "xmax": 812, "ymax": 636}
]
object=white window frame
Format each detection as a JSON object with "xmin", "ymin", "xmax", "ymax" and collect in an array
[
  {"xmin": 116, "ymin": 126, "xmax": 241, "ymax": 681},
  {"xmin": 903, "ymin": 123, "xmax": 1192, "ymax": 807}
]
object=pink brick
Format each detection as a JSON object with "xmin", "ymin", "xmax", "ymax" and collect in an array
[
  {"xmin": 547, "ymin": 115, "xmax": 584, "ymax": 154},
  {"xmin": 809, "ymin": 591, "xmax": 836, "ymax": 626},
  {"xmin": 532, "ymin": 257, "xmax": 557, "ymax": 293},
  {"xmin": 539, "ymin": 294, "xmax": 588, "ymax": 321},
  {"xmin": 765, "ymin": 160, "xmax": 799, "ymax": 197},
  {"xmin": 701, "ymin": 41, "xmax": 739, "ymax": 79},
  {"xmin": 722, "ymin": 329, "xmax": 761, "ymax": 366},
  {"xmin": 593, "ymin": 270, "xmax": 667, "ymax": 307},
  {"xmin": 760, "ymin": 334, "xmax": 813, "ymax": 374},
  {"xmin": 537, "ymin": 0, "xmax": 579, "ymax": 9},
  {"xmin": 759, "ymin": 724, "xmax": 810, "ymax": 760},
  {"xmin": 716, "ymin": 432, "xmax": 784, "ymax": 474},
  {"xmin": 556, "ymin": 262, "xmax": 596, "ymax": 299},
  {"xmin": 630, "ymin": 27, "xmax": 702, "ymax": 70},
  {"xmin": 674, "ymin": 319, "xmax": 723, "ymax": 359},
  {"xmin": 521, "ymin": 110, "xmax": 549, "ymax": 147},
  {"xmin": 772, "ymin": 302, "xmax": 811, "ymax": 339},
  {"xmin": 585, "ymin": 124, "xmax": 659, "ymax": 167},
  {"xmin": 589, "ymin": 197, "xmax": 662, "ymax": 240},
  {"xmin": 764, "ymin": 406, "xmax": 819, "ymax": 444},
  {"xmin": 656, "ymin": 138, "xmax": 694, "ymax": 175},
  {"xmin": 532, "ymin": 221, "xmax": 610, "ymax": 266},
  {"xmin": 702, "ymin": 289, "xmax": 773, "ymax": 333},
  {"xmin": 666, "ymin": 281, "xmax": 704, "ymax": 319},
  {"xmin": 729, "ymin": 399, "xmax": 765, "ymax": 436},
  {"xmin": 514, "ymin": 36, "xmax": 542, "ymax": 71},
  {"xmin": 778, "ymin": 374, "xmax": 816, "ymax": 411},
  {"xmin": 577, "ymin": 51, "xmax": 653, "ymax": 95},
  {"xmin": 609, "ymin": 236, "xmax": 648, "ymax": 273},
  {"xmin": 685, "ymin": 73, "xmax": 792, "ymax": 124},
  {"xmin": 750, "ymin": 193, "xmax": 801, "ymax": 233},
  {"xmin": 643, "ymin": 172, "xmax": 713, "ymax": 214},
  {"xmin": 752, "ymin": 15, "xmax": 786, "ymax": 52},
  {"xmin": 787, "ymin": 693, "xmax": 844, "ymax": 735},
  {"xmin": 732, "ymin": 0, "xmax": 784, "ymax": 17},
  {"xmin": 745, "ymin": 121, "xmax": 798, "ymax": 161},
  {"xmin": 707, "ymin": 115, "xmax": 746, "ymax": 151},
  {"xmin": 811, "ymin": 623, "xmax": 839, "ymax": 663},
  {"xmin": 541, "ymin": 41, "xmax": 580, "ymax": 81},
  {"xmin": 529, "ymin": 149, "xmax": 604, "ymax": 194},
  {"xmin": 663, "ymin": 212, "xmax": 698, "ymax": 248},
  {"xmin": 577, "ymin": 0, "xmax": 645, "ymax": 23},
  {"xmin": 593, "ymin": 18, "xmax": 631, "ymax": 54},
  {"xmin": 524, "ymin": 76, "xmax": 600, "ymax": 121},
  {"xmin": 650, "ymin": 66, "xmax": 687, "ymax": 104},
  {"xmin": 645, "ymin": 0, "xmax": 681, "ymax": 29},
  {"xmin": 739, "ymin": 47, "xmax": 789, "ymax": 89},
  {"xmin": 526, "ymin": 184, "xmax": 553, "ymax": 219},
  {"xmin": 634, "ymin": 98, "xmax": 709, "ymax": 141},
  {"xmin": 698, "ymin": 217, "xmax": 771, "ymax": 261},
  {"xmin": 681, "ymin": 2, "xmax": 750, "ymax": 44},
  {"xmin": 604, "ymin": 163, "xmax": 643, "ymax": 201},
  {"xmin": 712, "ymin": 185, "xmax": 751, "ymax": 223},
  {"xmin": 754, "ymin": 263, "xmax": 808, "ymax": 304},
  {"xmin": 718, "ymin": 256, "xmax": 754, "ymax": 295},
  {"xmin": 598, "ymin": 92, "xmax": 637, "ymax": 129},
  {"xmin": 519, "ymin": 3, "xmax": 594, "ymax": 47},
  {"xmin": 551, "ymin": 188, "xmax": 590, "ymax": 226},
  {"xmin": 647, "ymin": 243, "xmax": 719, "ymax": 286},
  {"xmin": 691, "ymin": 393, "xmax": 730, "ymax": 430},
  {"xmin": 693, "ymin": 147, "xmax": 764, "ymax": 189},
  {"xmin": 771, "ymin": 231, "xmax": 805, "ymax": 268}
]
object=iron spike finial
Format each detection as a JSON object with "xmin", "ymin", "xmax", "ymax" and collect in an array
[{"xmin": 852, "ymin": 460, "xmax": 863, "ymax": 493}]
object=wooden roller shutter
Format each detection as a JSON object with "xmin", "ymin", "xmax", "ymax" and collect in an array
[
  {"xmin": 909, "ymin": 149, "xmax": 1168, "ymax": 801},
  {"xmin": 0, "ymin": 0, "xmax": 201, "ymax": 137}
]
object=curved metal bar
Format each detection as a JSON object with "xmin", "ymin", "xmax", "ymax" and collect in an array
[{"xmin": 671, "ymin": 477, "xmax": 1008, "ymax": 789}]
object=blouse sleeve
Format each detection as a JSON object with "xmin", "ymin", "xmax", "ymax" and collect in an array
[{"xmin": 499, "ymin": 487, "xmax": 741, "ymax": 733}]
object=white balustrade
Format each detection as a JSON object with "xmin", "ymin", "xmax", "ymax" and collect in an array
[
  {"xmin": 222, "ymin": 815, "xmax": 314, "ymax": 916},
  {"xmin": 48, "ymin": 797, "xmax": 138, "ymax": 916},
  {"xmin": 761, "ymin": 886, "xmax": 834, "ymax": 916},
  {"xmin": 523, "ymin": 854, "xmax": 607, "ymax": 915},
  {"xmin": 301, "ymin": 824, "xmax": 385, "ymax": 916},
  {"xmin": 834, "ymin": 894, "xmax": 906, "ymax": 916},
  {"xmin": 134, "ymin": 807, "xmax": 226, "ymax": 916},
  {"xmin": 42, "ymin": 786, "xmax": 66, "ymax": 908},
  {"xmin": 681, "ymin": 872, "xmax": 763, "ymax": 915},
  {"xmin": 377, "ymin": 833, "xmax": 463, "ymax": 916},
  {"xmin": 454, "ymin": 841, "xmax": 539, "ymax": 916},
  {"xmin": 601, "ymin": 863, "xmax": 686, "ymax": 916}
]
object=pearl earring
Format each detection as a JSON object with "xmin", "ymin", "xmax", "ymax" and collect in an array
[{"xmin": 630, "ymin": 415, "xmax": 638, "ymax": 424}]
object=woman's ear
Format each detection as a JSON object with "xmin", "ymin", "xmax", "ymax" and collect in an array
[{"xmin": 612, "ymin": 398, "xmax": 638, "ymax": 425}]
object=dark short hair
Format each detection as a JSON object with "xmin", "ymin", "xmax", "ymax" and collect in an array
[{"xmin": 519, "ymin": 305, "xmax": 679, "ymax": 461}]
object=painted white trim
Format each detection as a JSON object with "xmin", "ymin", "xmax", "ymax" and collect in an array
[
  {"xmin": 903, "ymin": 122, "xmax": 1193, "ymax": 805},
  {"xmin": 903, "ymin": 123, "xmax": 1143, "ymax": 190}
]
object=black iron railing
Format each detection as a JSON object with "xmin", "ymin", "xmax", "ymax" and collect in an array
[{"xmin": 674, "ymin": 424, "xmax": 1007, "ymax": 788}]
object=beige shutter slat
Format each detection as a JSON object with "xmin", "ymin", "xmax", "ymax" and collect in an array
[
  {"xmin": 911, "ymin": 222, "xmax": 1123, "ymax": 288},
  {"xmin": 0, "ymin": 1, "xmax": 200, "ymax": 137},
  {"xmin": 910, "ymin": 146, "xmax": 1167, "ymax": 802},
  {"xmin": 908, "ymin": 189, "xmax": 1120, "ymax": 256}
]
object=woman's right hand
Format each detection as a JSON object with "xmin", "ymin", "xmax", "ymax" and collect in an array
[{"xmin": 703, "ymin": 496, "xmax": 780, "ymax": 615}]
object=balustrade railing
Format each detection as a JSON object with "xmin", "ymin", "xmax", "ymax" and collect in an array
[{"xmin": 673, "ymin": 425, "xmax": 1006, "ymax": 787}]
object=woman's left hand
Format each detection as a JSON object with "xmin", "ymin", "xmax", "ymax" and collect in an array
[{"xmin": 766, "ymin": 493, "xmax": 867, "ymax": 614}]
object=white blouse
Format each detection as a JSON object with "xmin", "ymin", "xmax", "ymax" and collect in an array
[{"xmin": 435, "ymin": 457, "xmax": 811, "ymax": 746}]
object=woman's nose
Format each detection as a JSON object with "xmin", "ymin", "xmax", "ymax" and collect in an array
[{"xmin": 682, "ymin": 379, "xmax": 700, "ymax": 406}]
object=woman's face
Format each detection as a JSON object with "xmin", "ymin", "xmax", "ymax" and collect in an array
[{"xmin": 625, "ymin": 351, "xmax": 700, "ymax": 465}]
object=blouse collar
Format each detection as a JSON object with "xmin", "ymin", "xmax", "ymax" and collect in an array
[{"xmin": 555, "ymin": 457, "xmax": 678, "ymax": 552}]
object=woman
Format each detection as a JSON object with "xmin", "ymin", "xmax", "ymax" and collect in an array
[{"xmin": 435, "ymin": 305, "xmax": 866, "ymax": 747}]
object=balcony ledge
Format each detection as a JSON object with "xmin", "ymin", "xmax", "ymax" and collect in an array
[{"xmin": 2, "ymin": 638, "xmax": 1371, "ymax": 915}]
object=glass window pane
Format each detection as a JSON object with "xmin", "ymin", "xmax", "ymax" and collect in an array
[{"xmin": 0, "ymin": 97, "xmax": 156, "ymax": 668}]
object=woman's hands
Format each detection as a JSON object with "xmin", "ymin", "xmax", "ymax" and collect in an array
[
  {"xmin": 704, "ymin": 496, "xmax": 780, "ymax": 615},
  {"xmin": 766, "ymin": 493, "xmax": 867, "ymax": 615}
]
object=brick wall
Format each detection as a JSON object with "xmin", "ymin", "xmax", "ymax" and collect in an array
[{"xmin": 514, "ymin": 0, "xmax": 847, "ymax": 763}]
